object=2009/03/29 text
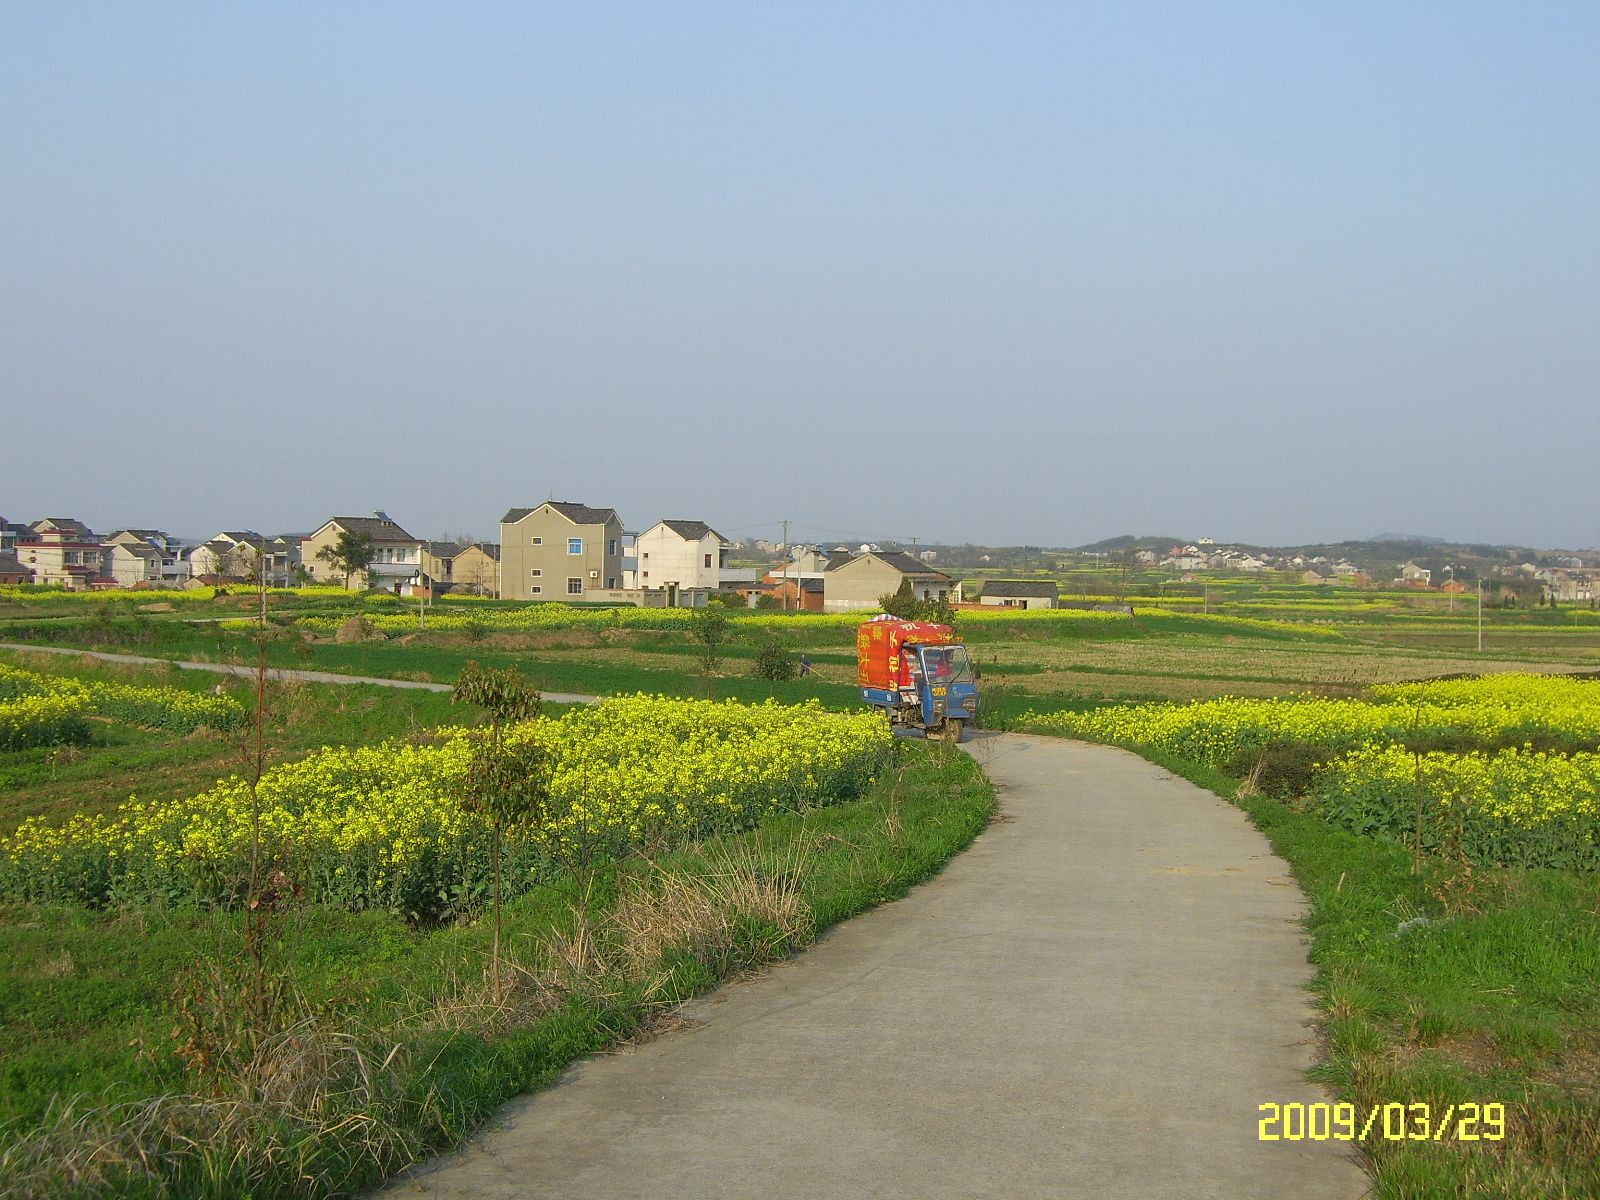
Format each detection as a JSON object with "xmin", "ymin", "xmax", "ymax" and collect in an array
[{"xmin": 1258, "ymin": 1102, "xmax": 1506, "ymax": 1143}]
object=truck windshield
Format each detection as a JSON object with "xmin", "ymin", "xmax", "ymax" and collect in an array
[{"xmin": 919, "ymin": 645, "xmax": 974, "ymax": 684}]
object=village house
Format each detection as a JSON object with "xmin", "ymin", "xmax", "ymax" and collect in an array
[
  {"xmin": 632, "ymin": 520, "xmax": 731, "ymax": 595},
  {"xmin": 420, "ymin": 541, "xmax": 463, "ymax": 590},
  {"xmin": 302, "ymin": 514, "xmax": 419, "ymax": 590},
  {"xmin": 823, "ymin": 551, "xmax": 956, "ymax": 613},
  {"xmin": 20, "ymin": 519, "xmax": 107, "ymax": 589},
  {"xmin": 500, "ymin": 502, "xmax": 624, "ymax": 602},
  {"xmin": 0, "ymin": 552, "xmax": 31, "ymax": 584},
  {"xmin": 450, "ymin": 543, "xmax": 501, "ymax": 596},
  {"xmin": 0, "ymin": 517, "xmax": 37, "ymax": 554},
  {"xmin": 1537, "ymin": 568, "xmax": 1598, "ymax": 604},
  {"xmin": 103, "ymin": 530, "xmax": 169, "ymax": 587},
  {"xmin": 189, "ymin": 531, "xmax": 302, "ymax": 587},
  {"xmin": 979, "ymin": 580, "xmax": 1059, "ymax": 610},
  {"xmin": 1398, "ymin": 561, "xmax": 1433, "ymax": 585}
]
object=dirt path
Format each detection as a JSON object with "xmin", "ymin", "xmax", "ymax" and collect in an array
[
  {"xmin": 0, "ymin": 643, "xmax": 601, "ymax": 704},
  {"xmin": 377, "ymin": 733, "xmax": 1368, "ymax": 1199}
]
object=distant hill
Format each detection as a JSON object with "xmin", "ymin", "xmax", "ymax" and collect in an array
[
  {"xmin": 1370, "ymin": 533, "xmax": 1448, "ymax": 545},
  {"xmin": 1074, "ymin": 534, "xmax": 1186, "ymax": 553}
]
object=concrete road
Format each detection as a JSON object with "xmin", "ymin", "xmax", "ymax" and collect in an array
[
  {"xmin": 0, "ymin": 643, "xmax": 600, "ymax": 704},
  {"xmin": 378, "ymin": 733, "xmax": 1369, "ymax": 1200}
]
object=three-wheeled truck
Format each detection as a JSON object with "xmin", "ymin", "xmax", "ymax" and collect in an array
[{"xmin": 856, "ymin": 616, "xmax": 979, "ymax": 742}]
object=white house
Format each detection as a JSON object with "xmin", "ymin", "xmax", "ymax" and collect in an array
[
  {"xmin": 189, "ymin": 531, "xmax": 301, "ymax": 586},
  {"xmin": 632, "ymin": 520, "xmax": 731, "ymax": 594},
  {"xmin": 979, "ymin": 580, "xmax": 1059, "ymax": 609},
  {"xmin": 103, "ymin": 529, "xmax": 195, "ymax": 587}
]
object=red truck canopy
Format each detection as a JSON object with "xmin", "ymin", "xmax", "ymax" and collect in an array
[{"xmin": 856, "ymin": 617, "xmax": 959, "ymax": 689}]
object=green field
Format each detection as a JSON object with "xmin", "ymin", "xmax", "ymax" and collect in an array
[{"xmin": 2, "ymin": 581, "xmax": 1597, "ymax": 1198}]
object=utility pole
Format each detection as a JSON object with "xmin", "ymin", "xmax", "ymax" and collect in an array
[
  {"xmin": 781, "ymin": 519, "xmax": 790, "ymax": 612},
  {"xmin": 1477, "ymin": 579, "xmax": 1484, "ymax": 652}
]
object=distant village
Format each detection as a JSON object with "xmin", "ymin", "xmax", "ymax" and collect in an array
[
  {"xmin": 0, "ymin": 506, "xmax": 960, "ymax": 615},
  {"xmin": 2, "ymin": 507, "xmax": 1595, "ymax": 610}
]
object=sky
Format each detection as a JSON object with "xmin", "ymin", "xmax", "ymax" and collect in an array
[{"xmin": 2, "ymin": 2, "xmax": 1597, "ymax": 550}]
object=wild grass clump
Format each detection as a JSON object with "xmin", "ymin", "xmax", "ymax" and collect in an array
[{"xmin": 0, "ymin": 1017, "xmax": 418, "ymax": 1200}]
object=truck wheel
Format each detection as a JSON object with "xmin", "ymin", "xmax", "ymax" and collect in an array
[{"xmin": 943, "ymin": 718, "xmax": 964, "ymax": 744}]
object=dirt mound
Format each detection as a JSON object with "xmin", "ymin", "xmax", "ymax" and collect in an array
[
  {"xmin": 138, "ymin": 602, "xmax": 175, "ymax": 613},
  {"xmin": 334, "ymin": 616, "xmax": 377, "ymax": 643}
]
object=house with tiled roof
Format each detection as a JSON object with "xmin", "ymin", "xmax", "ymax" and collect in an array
[
  {"xmin": 0, "ymin": 553, "xmax": 33, "ymax": 585},
  {"xmin": 632, "ymin": 520, "xmax": 731, "ymax": 595},
  {"xmin": 0, "ymin": 516, "xmax": 35, "ymax": 554},
  {"xmin": 499, "ymin": 502, "xmax": 624, "ymax": 601},
  {"xmin": 188, "ymin": 530, "xmax": 301, "ymax": 586},
  {"xmin": 302, "ymin": 512, "xmax": 420, "ymax": 590},
  {"xmin": 978, "ymin": 579, "xmax": 1060, "ymax": 609},
  {"xmin": 21, "ymin": 519, "xmax": 106, "ymax": 589},
  {"xmin": 419, "ymin": 541, "xmax": 465, "ymax": 591},
  {"xmin": 103, "ymin": 530, "xmax": 167, "ymax": 587},
  {"xmin": 823, "ymin": 550, "xmax": 955, "ymax": 613},
  {"xmin": 452, "ymin": 543, "xmax": 501, "ymax": 596},
  {"xmin": 101, "ymin": 530, "xmax": 197, "ymax": 587}
]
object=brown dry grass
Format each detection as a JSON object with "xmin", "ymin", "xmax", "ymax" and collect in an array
[
  {"xmin": 0, "ymin": 1018, "xmax": 417, "ymax": 1200},
  {"xmin": 406, "ymin": 838, "xmax": 812, "ymax": 1049}
]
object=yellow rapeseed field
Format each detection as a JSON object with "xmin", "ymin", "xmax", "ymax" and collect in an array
[
  {"xmin": 0, "ymin": 694, "xmax": 893, "ymax": 916},
  {"xmin": 1023, "ymin": 674, "xmax": 1600, "ymax": 869}
]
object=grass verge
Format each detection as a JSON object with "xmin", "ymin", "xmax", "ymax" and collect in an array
[
  {"xmin": 0, "ymin": 740, "xmax": 993, "ymax": 1199},
  {"xmin": 1070, "ymin": 739, "xmax": 1598, "ymax": 1199}
]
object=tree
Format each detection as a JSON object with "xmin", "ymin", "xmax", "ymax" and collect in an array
[
  {"xmin": 202, "ymin": 542, "xmax": 244, "ymax": 583},
  {"xmin": 691, "ymin": 602, "xmax": 730, "ymax": 672},
  {"xmin": 452, "ymin": 662, "xmax": 544, "ymax": 990},
  {"xmin": 316, "ymin": 530, "xmax": 375, "ymax": 589},
  {"xmin": 878, "ymin": 578, "xmax": 956, "ymax": 627},
  {"xmin": 879, "ymin": 579, "xmax": 922, "ymax": 620},
  {"xmin": 751, "ymin": 638, "xmax": 796, "ymax": 680}
]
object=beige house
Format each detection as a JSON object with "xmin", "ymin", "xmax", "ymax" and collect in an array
[
  {"xmin": 632, "ymin": 520, "xmax": 730, "ymax": 595},
  {"xmin": 420, "ymin": 541, "xmax": 463, "ymax": 589},
  {"xmin": 21, "ymin": 519, "xmax": 106, "ymax": 589},
  {"xmin": 302, "ymin": 513, "xmax": 420, "ymax": 590},
  {"xmin": 823, "ymin": 551, "xmax": 956, "ymax": 613},
  {"xmin": 452, "ymin": 543, "xmax": 501, "ymax": 596},
  {"xmin": 500, "ymin": 502, "xmax": 624, "ymax": 601}
]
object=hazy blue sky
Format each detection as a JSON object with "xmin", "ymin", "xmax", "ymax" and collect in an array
[{"xmin": 3, "ymin": 3, "xmax": 1596, "ymax": 548}]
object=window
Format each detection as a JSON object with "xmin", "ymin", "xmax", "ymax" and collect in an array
[
  {"xmin": 567, "ymin": 577, "xmax": 583, "ymax": 594},
  {"xmin": 531, "ymin": 585, "xmax": 542, "ymax": 594},
  {"xmin": 704, "ymin": 554, "xmax": 712, "ymax": 569},
  {"xmin": 531, "ymin": 536, "xmax": 542, "ymax": 545},
  {"xmin": 642, "ymin": 552, "xmax": 649, "ymax": 560},
  {"xmin": 607, "ymin": 539, "xmax": 617, "ymax": 556},
  {"xmin": 567, "ymin": 538, "xmax": 583, "ymax": 555},
  {"xmin": 606, "ymin": 577, "xmax": 616, "ymax": 589},
  {"xmin": 530, "ymin": 568, "xmax": 541, "ymax": 577}
]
